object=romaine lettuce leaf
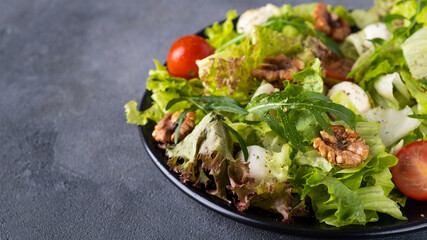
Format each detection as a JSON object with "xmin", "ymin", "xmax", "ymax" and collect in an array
[
  {"xmin": 364, "ymin": 106, "xmax": 421, "ymax": 147},
  {"xmin": 372, "ymin": 72, "xmax": 411, "ymax": 109},
  {"xmin": 301, "ymin": 169, "xmax": 367, "ymax": 227},
  {"xmin": 401, "ymin": 27, "xmax": 427, "ymax": 79},
  {"xmin": 355, "ymin": 186, "xmax": 406, "ymax": 220}
]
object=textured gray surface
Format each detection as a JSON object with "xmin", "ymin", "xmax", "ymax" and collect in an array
[{"xmin": 0, "ymin": 0, "xmax": 426, "ymax": 239}]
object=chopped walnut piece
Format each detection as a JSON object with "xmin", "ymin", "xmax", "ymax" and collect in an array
[
  {"xmin": 313, "ymin": 2, "xmax": 351, "ymax": 42},
  {"xmin": 313, "ymin": 125, "xmax": 369, "ymax": 168},
  {"xmin": 250, "ymin": 54, "xmax": 305, "ymax": 89},
  {"xmin": 152, "ymin": 112, "xmax": 196, "ymax": 144}
]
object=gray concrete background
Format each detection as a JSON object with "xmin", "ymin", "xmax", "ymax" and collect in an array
[{"xmin": 0, "ymin": 0, "xmax": 426, "ymax": 239}]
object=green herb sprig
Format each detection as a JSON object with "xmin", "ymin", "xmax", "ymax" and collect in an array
[{"xmin": 166, "ymin": 84, "xmax": 356, "ymax": 161}]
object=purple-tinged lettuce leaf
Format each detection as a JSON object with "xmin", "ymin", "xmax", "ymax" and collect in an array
[
  {"xmin": 196, "ymin": 26, "xmax": 302, "ymax": 104},
  {"xmin": 228, "ymin": 145, "xmax": 299, "ymax": 222},
  {"xmin": 167, "ymin": 112, "xmax": 234, "ymax": 201}
]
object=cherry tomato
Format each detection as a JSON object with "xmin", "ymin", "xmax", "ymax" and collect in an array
[
  {"xmin": 391, "ymin": 141, "xmax": 427, "ymax": 201},
  {"xmin": 167, "ymin": 35, "xmax": 215, "ymax": 80}
]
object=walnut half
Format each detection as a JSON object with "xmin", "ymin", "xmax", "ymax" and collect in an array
[
  {"xmin": 152, "ymin": 112, "xmax": 196, "ymax": 144},
  {"xmin": 250, "ymin": 54, "xmax": 305, "ymax": 89},
  {"xmin": 313, "ymin": 2, "xmax": 351, "ymax": 42},
  {"xmin": 313, "ymin": 125, "xmax": 369, "ymax": 168}
]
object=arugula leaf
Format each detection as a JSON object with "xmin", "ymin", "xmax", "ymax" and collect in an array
[
  {"xmin": 408, "ymin": 114, "xmax": 427, "ymax": 119},
  {"xmin": 173, "ymin": 106, "xmax": 199, "ymax": 144},
  {"xmin": 221, "ymin": 121, "xmax": 248, "ymax": 161},
  {"xmin": 246, "ymin": 87, "xmax": 355, "ymax": 151},
  {"xmin": 167, "ymin": 84, "xmax": 356, "ymax": 153}
]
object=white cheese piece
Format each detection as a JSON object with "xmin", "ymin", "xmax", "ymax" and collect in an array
[
  {"xmin": 327, "ymin": 81, "xmax": 371, "ymax": 114},
  {"xmin": 363, "ymin": 22, "xmax": 391, "ymax": 48},
  {"xmin": 236, "ymin": 3, "xmax": 280, "ymax": 34},
  {"xmin": 252, "ymin": 80, "xmax": 277, "ymax": 99},
  {"xmin": 346, "ymin": 23, "xmax": 391, "ymax": 55},
  {"xmin": 236, "ymin": 145, "xmax": 270, "ymax": 185}
]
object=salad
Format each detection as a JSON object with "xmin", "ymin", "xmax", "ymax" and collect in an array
[{"xmin": 125, "ymin": 0, "xmax": 427, "ymax": 227}]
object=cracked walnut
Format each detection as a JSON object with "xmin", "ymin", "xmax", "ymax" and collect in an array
[
  {"xmin": 152, "ymin": 112, "xmax": 196, "ymax": 144},
  {"xmin": 313, "ymin": 125, "xmax": 369, "ymax": 168}
]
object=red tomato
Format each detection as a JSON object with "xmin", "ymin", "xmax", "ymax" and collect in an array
[
  {"xmin": 391, "ymin": 141, "xmax": 427, "ymax": 201},
  {"xmin": 167, "ymin": 35, "xmax": 215, "ymax": 80}
]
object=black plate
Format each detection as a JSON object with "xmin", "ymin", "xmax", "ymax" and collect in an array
[{"xmin": 138, "ymin": 21, "xmax": 427, "ymax": 237}]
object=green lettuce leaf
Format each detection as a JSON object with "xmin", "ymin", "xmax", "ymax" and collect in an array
[
  {"xmin": 167, "ymin": 112, "xmax": 234, "ymax": 201},
  {"xmin": 124, "ymin": 100, "xmax": 163, "ymax": 125},
  {"xmin": 197, "ymin": 26, "xmax": 302, "ymax": 104},
  {"xmin": 350, "ymin": 0, "xmax": 394, "ymax": 29},
  {"xmin": 328, "ymin": 89, "xmax": 359, "ymax": 114},
  {"xmin": 301, "ymin": 169, "xmax": 367, "ymax": 227},
  {"xmin": 291, "ymin": 120, "xmax": 405, "ymax": 226},
  {"xmin": 400, "ymin": 70, "xmax": 427, "ymax": 114},
  {"xmin": 204, "ymin": 10, "xmax": 239, "ymax": 49},
  {"xmin": 401, "ymin": 27, "xmax": 427, "ymax": 79},
  {"xmin": 292, "ymin": 58, "xmax": 324, "ymax": 93},
  {"xmin": 350, "ymin": 10, "xmax": 380, "ymax": 29},
  {"xmin": 147, "ymin": 60, "xmax": 204, "ymax": 112},
  {"xmin": 125, "ymin": 59, "xmax": 205, "ymax": 126},
  {"xmin": 294, "ymin": 147, "xmax": 333, "ymax": 173},
  {"xmin": 229, "ymin": 145, "xmax": 298, "ymax": 222},
  {"xmin": 355, "ymin": 186, "xmax": 406, "ymax": 220}
]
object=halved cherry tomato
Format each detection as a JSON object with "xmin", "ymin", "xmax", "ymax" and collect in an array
[
  {"xmin": 167, "ymin": 35, "xmax": 215, "ymax": 80},
  {"xmin": 391, "ymin": 141, "xmax": 427, "ymax": 201}
]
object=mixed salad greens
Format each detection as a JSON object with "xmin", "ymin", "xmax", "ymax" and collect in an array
[{"xmin": 125, "ymin": 0, "xmax": 427, "ymax": 227}]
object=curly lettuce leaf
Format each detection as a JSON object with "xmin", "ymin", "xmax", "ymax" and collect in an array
[
  {"xmin": 125, "ymin": 60, "xmax": 204, "ymax": 125},
  {"xmin": 290, "ymin": 120, "xmax": 405, "ymax": 227},
  {"xmin": 229, "ymin": 145, "xmax": 297, "ymax": 221},
  {"xmin": 124, "ymin": 100, "xmax": 163, "ymax": 126},
  {"xmin": 294, "ymin": 147, "xmax": 333, "ymax": 173},
  {"xmin": 204, "ymin": 10, "xmax": 239, "ymax": 49},
  {"xmin": 301, "ymin": 169, "xmax": 367, "ymax": 227},
  {"xmin": 292, "ymin": 58, "xmax": 324, "ymax": 93},
  {"xmin": 196, "ymin": 26, "xmax": 302, "ymax": 104},
  {"xmin": 167, "ymin": 112, "xmax": 234, "ymax": 201},
  {"xmin": 147, "ymin": 60, "xmax": 204, "ymax": 112},
  {"xmin": 355, "ymin": 186, "xmax": 406, "ymax": 221}
]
